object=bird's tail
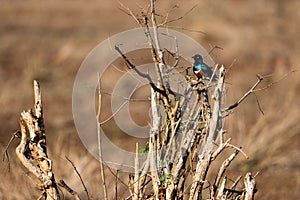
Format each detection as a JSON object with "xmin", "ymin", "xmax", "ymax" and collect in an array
[{"xmin": 202, "ymin": 89, "xmax": 211, "ymax": 114}]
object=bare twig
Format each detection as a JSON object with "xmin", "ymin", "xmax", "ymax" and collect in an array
[
  {"xmin": 114, "ymin": 44, "xmax": 162, "ymax": 93},
  {"xmin": 226, "ymin": 144, "xmax": 248, "ymax": 159},
  {"xmin": 150, "ymin": 0, "xmax": 165, "ymax": 86},
  {"xmin": 163, "ymin": 26, "xmax": 207, "ymax": 35},
  {"xmin": 106, "ymin": 166, "xmax": 130, "ymax": 190},
  {"xmin": 226, "ymin": 58, "xmax": 238, "ymax": 73},
  {"xmin": 253, "ymin": 70, "xmax": 296, "ymax": 92},
  {"xmin": 133, "ymin": 143, "xmax": 140, "ymax": 200},
  {"xmin": 207, "ymin": 45, "xmax": 223, "ymax": 56},
  {"xmin": 253, "ymin": 92, "xmax": 264, "ymax": 115},
  {"xmin": 212, "ymin": 150, "xmax": 239, "ymax": 197},
  {"xmin": 223, "ymin": 70, "xmax": 295, "ymax": 113},
  {"xmin": 100, "ymin": 83, "xmax": 140, "ymax": 125},
  {"xmin": 222, "ymin": 74, "xmax": 263, "ymax": 112},
  {"xmin": 211, "ymin": 138, "xmax": 231, "ymax": 160},
  {"xmin": 101, "ymin": 89, "xmax": 150, "ymax": 102},
  {"xmin": 65, "ymin": 156, "xmax": 91, "ymax": 200},
  {"xmin": 230, "ymin": 175, "xmax": 242, "ymax": 190},
  {"xmin": 58, "ymin": 180, "xmax": 81, "ymax": 200},
  {"xmin": 2, "ymin": 130, "xmax": 21, "ymax": 172},
  {"xmin": 161, "ymin": 32, "xmax": 179, "ymax": 70},
  {"xmin": 162, "ymin": 4, "xmax": 199, "ymax": 25},
  {"xmin": 216, "ymin": 176, "xmax": 227, "ymax": 199},
  {"xmin": 118, "ymin": 1, "xmax": 140, "ymax": 24},
  {"xmin": 96, "ymin": 74, "xmax": 108, "ymax": 200}
]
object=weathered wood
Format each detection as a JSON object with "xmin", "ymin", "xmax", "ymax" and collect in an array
[
  {"xmin": 244, "ymin": 172, "xmax": 256, "ymax": 200},
  {"xmin": 16, "ymin": 80, "xmax": 60, "ymax": 200},
  {"xmin": 202, "ymin": 65, "xmax": 225, "ymax": 156}
]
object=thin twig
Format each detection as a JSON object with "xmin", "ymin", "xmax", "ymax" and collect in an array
[
  {"xmin": 99, "ymin": 101, "xmax": 128, "ymax": 125},
  {"xmin": 207, "ymin": 45, "xmax": 223, "ymax": 57},
  {"xmin": 65, "ymin": 156, "xmax": 91, "ymax": 200},
  {"xmin": 106, "ymin": 166, "xmax": 131, "ymax": 189},
  {"xmin": 162, "ymin": 25, "xmax": 207, "ymax": 34},
  {"xmin": 2, "ymin": 130, "xmax": 21, "ymax": 171},
  {"xmin": 254, "ymin": 92, "xmax": 264, "ymax": 115},
  {"xmin": 230, "ymin": 176, "xmax": 242, "ymax": 190},
  {"xmin": 226, "ymin": 144, "xmax": 249, "ymax": 159},
  {"xmin": 99, "ymin": 84, "xmax": 139, "ymax": 125},
  {"xmin": 158, "ymin": 2, "xmax": 177, "ymax": 26},
  {"xmin": 101, "ymin": 89, "xmax": 150, "ymax": 102},
  {"xmin": 114, "ymin": 45, "xmax": 154, "ymax": 83},
  {"xmin": 133, "ymin": 143, "xmax": 140, "ymax": 200},
  {"xmin": 124, "ymin": 177, "xmax": 152, "ymax": 200},
  {"xmin": 118, "ymin": 1, "xmax": 140, "ymax": 24},
  {"xmin": 226, "ymin": 58, "xmax": 238, "ymax": 73},
  {"xmin": 212, "ymin": 150, "xmax": 239, "ymax": 197},
  {"xmin": 161, "ymin": 32, "xmax": 179, "ymax": 71},
  {"xmin": 222, "ymin": 74, "xmax": 263, "ymax": 112},
  {"xmin": 163, "ymin": 4, "xmax": 199, "ymax": 25},
  {"xmin": 96, "ymin": 74, "xmax": 108, "ymax": 200},
  {"xmin": 224, "ymin": 70, "xmax": 295, "ymax": 112},
  {"xmin": 253, "ymin": 70, "xmax": 296, "ymax": 92},
  {"xmin": 208, "ymin": 64, "xmax": 219, "ymax": 85},
  {"xmin": 58, "ymin": 180, "xmax": 81, "ymax": 200}
]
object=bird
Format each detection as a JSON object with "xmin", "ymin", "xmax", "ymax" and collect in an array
[
  {"xmin": 192, "ymin": 54, "xmax": 217, "ymax": 81},
  {"xmin": 192, "ymin": 54, "xmax": 215, "ymax": 113}
]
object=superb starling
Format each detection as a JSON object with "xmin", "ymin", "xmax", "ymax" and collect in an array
[
  {"xmin": 192, "ymin": 54, "xmax": 214, "ymax": 112},
  {"xmin": 192, "ymin": 54, "xmax": 217, "ymax": 80}
]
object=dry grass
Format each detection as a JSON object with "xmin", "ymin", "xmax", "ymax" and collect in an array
[{"xmin": 0, "ymin": 0, "xmax": 299, "ymax": 199}]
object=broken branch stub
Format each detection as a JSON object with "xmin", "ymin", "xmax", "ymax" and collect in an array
[{"xmin": 16, "ymin": 80, "xmax": 60, "ymax": 200}]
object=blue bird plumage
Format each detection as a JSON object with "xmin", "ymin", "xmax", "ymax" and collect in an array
[{"xmin": 192, "ymin": 54, "xmax": 217, "ymax": 80}]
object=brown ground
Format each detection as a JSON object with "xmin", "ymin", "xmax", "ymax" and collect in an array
[{"xmin": 0, "ymin": 0, "xmax": 299, "ymax": 199}]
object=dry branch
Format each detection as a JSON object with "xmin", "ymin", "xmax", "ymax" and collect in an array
[
  {"xmin": 96, "ymin": 74, "xmax": 108, "ymax": 200},
  {"xmin": 65, "ymin": 156, "xmax": 91, "ymax": 200},
  {"xmin": 222, "ymin": 74, "xmax": 263, "ymax": 112},
  {"xmin": 202, "ymin": 65, "xmax": 226, "ymax": 156},
  {"xmin": 223, "ymin": 70, "xmax": 294, "ymax": 113},
  {"xmin": 15, "ymin": 80, "xmax": 60, "ymax": 200},
  {"xmin": 116, "ymin": 1, "xmax": 259, "ymax": 199},
  {"xmin": 58, "ymin": 180, "xmax": 81, "ymax": 200},
  {"xmin": 243, "ymin": 173, "xmax": 256, "ymax": 200},
  {"xmin": 212, "ymin": 150, "xmax": 239, "ymax": 198}
]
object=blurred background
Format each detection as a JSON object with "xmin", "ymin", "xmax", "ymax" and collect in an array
[{"xmin": 0, "ymin": 0, "xmax": 299, "ymax": 199}]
